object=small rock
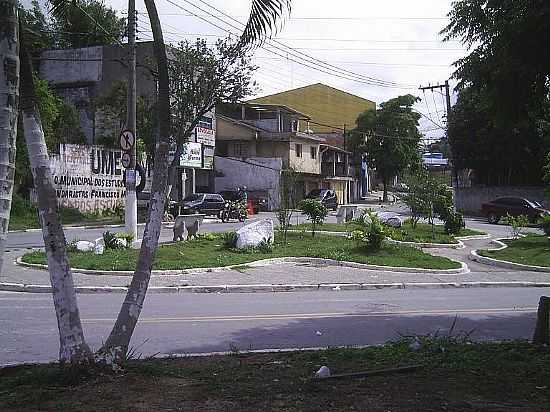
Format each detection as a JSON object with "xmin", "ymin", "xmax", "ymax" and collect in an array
[
  {"xmin": 315, "ymin": 330, "xmax": 323, "ymax": 336},
  {"xmin": 75, "ymin": 240, "xmax": 95, "ymax": 252},
  {"xmin": 315, "ymin": 366, "xmax": 331, "ymax": 378}
]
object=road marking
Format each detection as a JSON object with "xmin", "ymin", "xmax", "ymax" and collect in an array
[{"xmin": 82, "ymin": 307, "xmax": 537, "ymax": 324}]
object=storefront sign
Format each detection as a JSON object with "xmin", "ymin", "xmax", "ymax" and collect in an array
[
  {"xmin": 203, "ymin": 145, "xmax": 214, "ymax": 170},
  {"xmin": 179, "ymin": 142, "xmax": 202, "ymax": 168},
  {"xmin": 195, "ymin": 126, "xmax": 215, "ymax": 146},
  {"xmin": 50, "ymin": 144, "xmax": 126, "ymax": 213}
]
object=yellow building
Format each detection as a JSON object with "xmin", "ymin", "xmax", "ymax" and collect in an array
[{"xmin": 248, "ymin": 83, "xmax": 376, "ymax": 133}]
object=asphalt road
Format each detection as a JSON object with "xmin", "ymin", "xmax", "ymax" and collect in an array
[{"xmin": 0, "ymin": 287, "xmax": 545, "ymax": 365}]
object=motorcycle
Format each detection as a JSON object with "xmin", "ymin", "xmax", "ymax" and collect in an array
[{"xmin": 219, "ymin": 200, "xmax": 247, "ymax": 222}]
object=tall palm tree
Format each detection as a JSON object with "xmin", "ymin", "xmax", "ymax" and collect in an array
[
  {"xmin": 0, "ymin": 0, "xmax": 19, "ymax": 277},
  {"xmin": 99, "ymin": 0, "xmax": 292, "ymax": 363}
]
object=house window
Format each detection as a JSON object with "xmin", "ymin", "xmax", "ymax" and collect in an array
[
  {"xmin": 295, "ymin": 144, "xmax": 303, "ymax": 158},
  {"xmin": 310, "ymin": 146, "xmax": 317, "ymax": 159}
]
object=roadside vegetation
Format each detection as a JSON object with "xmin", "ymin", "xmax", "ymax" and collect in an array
[
  {"xmin": 1, "ymin": 339, "xmax": 549, "ymax": 411},
  {"xmin": 22, "ymin": 232, "xmax": 460, "ymax": 270},
  {"xmin": 292, "ymin": 220, "xmax": 484, "ymax": 244},
  {"xmin": 8, "ymin": 194, "xmax": 123, "ymax": 231},
  {"xmin": 479, "ymin": 235, "xmax": 550, "ymax": 268}
]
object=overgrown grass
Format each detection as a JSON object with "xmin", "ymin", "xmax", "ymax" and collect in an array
[
  {"xmin": 2, "ymin": 340, "xmax": 549, "ymax": 411},
  {"xmin": 8, "ymin": 194, "xmax": 123, "ymax": 231},
  {"xmin": 22, "ymin": 232, "xmax": 460, "ymax": 270},
  {"xmin": 479, "ymin": 234, "xmax": 550, "ymax": 267},
  {"xmin": 293, "ymin": 221, "xmax": 484, "ymax": 244}
]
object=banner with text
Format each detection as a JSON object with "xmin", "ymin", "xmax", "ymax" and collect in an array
[{"xmin": 50, "ymin": 144, "xmax": 127, "ymax": 213}]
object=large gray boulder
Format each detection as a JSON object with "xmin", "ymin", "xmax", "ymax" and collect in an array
[
  {"xmin": 75, "ymin": 240, "xmax": 95, "ymax": 252},
  {"xmin": 376, "ymin": 211, "xmax": 403, "ymax": 228},
  {"xmin": 235, "ymin": 219, "xmax": 274, "ymax": 249}
]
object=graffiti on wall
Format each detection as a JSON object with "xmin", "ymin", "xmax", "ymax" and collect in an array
[{"xmin": 50, "ymin": 144, "xmax": 127, "ymax": 212}]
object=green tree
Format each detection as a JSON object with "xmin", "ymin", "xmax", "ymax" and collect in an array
[
  {"xmin": 15, "ymin": 75, "xmax": 84, "ymax": 195},
  {"xmin": 356, "ymin": 94, "xmax": 422, "ymax": 202},
  {"xmin": 299, "ymin": 199, "xmax": 328, "ymax": 237},
  {"xmin": 442, "ymin": 0, "xmax": 550, "ymax": 185},
  {"xmin": 51, "ymin": 0, "xmax": 126, "ymax": 48}
]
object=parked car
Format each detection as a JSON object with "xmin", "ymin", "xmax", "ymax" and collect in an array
[
  {"xmin": 177, "ymin": 193, "xmax": 226, "ymax": 216},
  {"xmin": 305, "ymin": 189, "xmax": 338, "ymax": 211},
  {"xmin": 481, "ymin": 197, "xmax": 549, "ymax": 224}
]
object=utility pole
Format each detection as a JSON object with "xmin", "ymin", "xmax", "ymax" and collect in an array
[
  {"xmin": 419, "ymin": 80, "xmax": 456, "ymax": 208},
  {"xmin": 125, "ymin": 0, "xmax": 138, "ymax": 239}
]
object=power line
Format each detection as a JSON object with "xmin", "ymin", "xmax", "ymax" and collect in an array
[
  {"xmin": 192, "ymin": 0, "xmax": 416, "ymax": 88},
  {"xmin": 164, "ymin": 0, "xmax": 415, "ymax": 89},
  {"xmin": 126, "ymin": 11, "xmax": 448, "ymax": 21}
]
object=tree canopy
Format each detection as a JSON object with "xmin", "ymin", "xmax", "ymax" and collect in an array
[
  {"xmin": 354, "ymin": 94, "xmax": 422, "ymax": 201},
  {"xmin": 442, "ymin": 0, "xmax": 550, "ymax": 186},
  {"xmin": 168, "ymin": 38, "xmax": 257, "ymax": 148},
  {"xmin": 20, "ymin": 0, "xmax": 125, "ymax": 50}
]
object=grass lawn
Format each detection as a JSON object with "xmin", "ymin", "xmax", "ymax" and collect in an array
[
  {"xmin": 479, "ymin": 235, "xmax": 550, "ymax": 267},
  {"xmin": 2, "ymin": 340, "xmax": 549, "ymax": 411},
  {"xmin": 22, "ymin": 232, "xmax": 460, "ymax": 270},
  {"xmin": 293, "ymin": 221, "xmax": 485, "ymax": 244}
]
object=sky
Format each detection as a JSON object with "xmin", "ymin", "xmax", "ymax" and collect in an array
[{"xmin": 29, "ymin": 0, "xmax": 470, "ymax": 140}]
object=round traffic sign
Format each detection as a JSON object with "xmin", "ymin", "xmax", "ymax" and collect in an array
[
  {"xmin": 119, "ymin": 129, "xmax": 135, "ymax": 151},
  {"xmin": 121, "ymin": 152, "xmax": 132, "ymax": 169}
]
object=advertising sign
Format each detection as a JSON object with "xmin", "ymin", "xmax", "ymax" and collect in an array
[
  {"xmin": 179, "ymin": 142, "xmax": 202, "ymax": 168},
  {"xmin": 195, "ymin": 126, "xmax": 215, "ymax": 146},
  {"xmin": 203, "ymin": 146, "xmax": 214, "ymax": 170},
  {"xmin": 50, "ymin": 144, "xmax": 127, "ymax": 213}
]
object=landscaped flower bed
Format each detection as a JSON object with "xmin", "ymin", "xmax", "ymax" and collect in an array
[{"xmin": 22, "ymin": 232, "xmax": 461, "ymax": 271}]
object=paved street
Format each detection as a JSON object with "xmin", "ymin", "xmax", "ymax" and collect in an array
[{"xmin": 0, "ymin": 287, "xmax": 545, "ymax": 365}]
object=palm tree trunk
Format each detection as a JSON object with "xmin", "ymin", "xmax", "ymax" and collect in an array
[
  {"xmin": 99, "ymin": 0, "xmax": 171, "ymax": 363},
  {"xmin": 19, "ymin": 48, "xmax": 92, "ymax": 364},
  {"xmin": 0, "ymin": 0, "xmax": 19, "ymax": 276}
]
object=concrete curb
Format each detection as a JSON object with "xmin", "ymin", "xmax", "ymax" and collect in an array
[
  {"xmin": 16, "ymin": 255, "xmax": 469, "ymax": 276},
  {"xmin": 470, "ymin": 237, "xmax": 550, "ymax": 273},
  {"xmin": 386, "ymin": 238, "xmax": 464, "ymax": 249},
  {"xmin": 7, "ymin": 221, "xmax": 178, "ymax": 234},
  {"xmin": 3, "ymin": 280, "xmax": 550, "ymax": 294}
]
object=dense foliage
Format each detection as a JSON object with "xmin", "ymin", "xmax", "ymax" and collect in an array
[
  {"xmin": 20, "ymin": 0, "xmax": 125, "ymax": 50},
  {"xmin": 298, "ymin": 199, "xmax": 328, "ymax": 237},
  {"xmin": 354, "ymin": 95, "xmax": 422, "ymax": 201},
  {"xmin": 443, "ymin": 0, "xmax": 550, "ymax": 186}
]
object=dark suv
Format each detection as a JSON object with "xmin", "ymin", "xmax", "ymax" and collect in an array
[
  {"xmin": 178, "ymin": 193, "xmax": 225, "ymax": 216},
  {"xmin": 305, "ymin": 189, "xmax": 338, "ymax": 211},
  {"xmin": 481, "ymin": 197, "xmax": 549, "ymax": 224}
]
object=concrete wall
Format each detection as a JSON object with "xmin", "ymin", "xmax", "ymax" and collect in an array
[
  {"xmin": 214, "ymin": 156, "xmax": 282, "ymax": 210},
  {"xmin": 455, "ymin": 186, "xmax": 549, "ymax": 214},
  {"xmin": 289, "ymin": 136, "xmax": 321, "ymax": 175}
]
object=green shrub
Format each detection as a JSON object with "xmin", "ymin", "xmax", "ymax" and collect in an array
[
  {"xmin": 502, "ymin": 214, "xmax": 529, "ymax": 239},
  {"xmin": 351, "ymin": 210, "xmax": 386, "ymax": 250},
  {"xmin": 103, "ymin": 231, "xmax": 124, "ymax": 250},
  {"xmin": 298, "ymin": 199, "xmax": 328, "ymax": 237},
  {"xmin": 221, "ymin": 232, "xmax": 238, "ymax": 249},
  {"xmin": 256, "ymin": 239, "xmax": 273, "ymax": 253},
  {"xmin": 443, "ymin": 209, "xmax": 465, "ymax": 235},
  {"xmin": 542, "ymin": 215, "xmax": 550, "ymax": 236},
  {"xmin": 115, "ymin": 232, "xmax": 135, "ymax": 249}
]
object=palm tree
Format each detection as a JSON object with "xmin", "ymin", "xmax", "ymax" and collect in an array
[
  {"xmin": 98, "ymin": 0, "xmax": 292, "ymax": 363},
  {"xmin": 0, "ymin": 0, "xmax": 19, "ymax": 277}
]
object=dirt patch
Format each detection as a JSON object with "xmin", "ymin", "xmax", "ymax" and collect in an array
[{"xmin": 2, "ymin": 341, "xmax": 549, "ymax": 411}]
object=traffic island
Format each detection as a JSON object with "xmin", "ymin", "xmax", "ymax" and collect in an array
[
  {"xmin": 471, "ymin": 235, "xmax": 550, "ymax": 272},
  {"xmin": 20, "ymin": 232, "xmax": 462, "ymax": 272},
  {"xmin": 2, "ymin": 340, "xmax": 549, "ymax": 411},
  {"xmin": 291, "ymin": 222, "xmax": 487, "ymax": 249}
]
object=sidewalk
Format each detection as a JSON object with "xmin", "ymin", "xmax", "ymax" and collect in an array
[{"xmin": 2, "ymin": 236, "xmax": 550, "ymax": 293}]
